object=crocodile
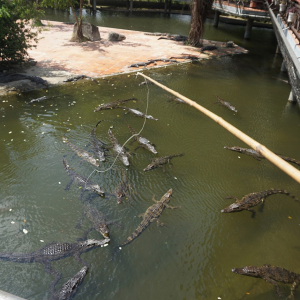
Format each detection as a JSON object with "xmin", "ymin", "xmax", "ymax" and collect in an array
[
  {"xmin": 126, "ymin": 122, "xmax": 157, "ymax": 154},
  {"xmin": 108, "ymin": 128, "xmax": 130, "ymax": 166},
  {"xmin": 63, "ymin": 75, "xmax": 94, "ymax": 82},
  {"xmin": 62, "ymin": 158, "xmax": 105, "ymax": 196},
  {"xmin": 215, "ymin": 95, "xmax": 238, "ymax": 113},
  {"xmin": 143, "ymin": 153, "xmax": 185, "ymax": 172},
  {"xmin": 169, "ymin": 55, "xmax": 199, "ymax": 61},
  {"xmin": 115, "ymin": 169, "xmax": 133, "ymax": 204},
  {"xmin": 0, "ymin": 239, "xmax": 109, "ymax": 287},
  {"xmin": 118, "ymin": 189, "xmax": 180, "ymax": 248},
  {"xmin": 78, "ymin": 199, "xmax": 122, "ymax": 238},
  {"xmin": 90, "ymin": 120, "xmax": 107, "ymax": 162},
  {"xmin": 27, "ymin": 95, "xmax": 59, "ymax": 104},
  {"xmin": 232, "ymin": 264, "xmax": 300, "ymax": 299},
  {"xmin": 166, "ymin": 95, "xmax": 189, "ymax": 104},
  {"xmin": 221, "ymin": 189, "xmax": 299, "ymax": 217},
  {"xmin": 158, "ymin": 34, "xmax": 188, "ymax": 42},
  {"xmin": 224, "ymin": 146, "xmax": 300, "ymax": 166},
  {"xmin": 128, "ymin": 60, "xmax": 157, "ymax": 68},
  {"xmin": 121, "ymin": 107, "xmax": 158, "ymax": 121},
  {"xmin": 144, "ymin": 32, "xmax": 170, "ymax": 36},
  {"xmin": 94, "ymin": 98, "xmax": 136, "ymax": 112},
  {"xmin": 0, "ymin": 73, "xmax": 48, "ymax": 86},
  {"xmin": 62, "ymin": 137, "xmax": 99, "ymax": 167},
  {"xmin": 50, "ymin": 266, "xmax": 88, "ymax": 300},
  {"xmin": 200, "ymin": 45, "xmax": 217, "ymax": 52}
]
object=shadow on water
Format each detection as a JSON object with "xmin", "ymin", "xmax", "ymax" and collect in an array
[{"xmin": 0, "ymin": 9, "xmax": 300, "ymax": 300}]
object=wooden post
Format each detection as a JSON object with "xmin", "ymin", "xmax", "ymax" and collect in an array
[
  {"xmin": 244, "ymin": 18, "xmax": 254, "ymax": 39},
  {"xmin": 213, "ymin": 10, "xmax": 220, "ymax": 27},
  {"xmin": 137, "ymin": 72, "xmax": 300, "ymax": 184}
]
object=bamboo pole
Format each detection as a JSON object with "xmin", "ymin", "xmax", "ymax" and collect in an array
[{"xmin": 137, "ymin": 72, "xmax": 300, "ymax": 184}]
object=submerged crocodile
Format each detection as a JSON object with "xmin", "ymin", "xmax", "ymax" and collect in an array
[
  {"xmin": 143, "ymin": 153, "xmax": 184, "ymax": 172},
  {"xmin": 78, "ymin": 199, "xmax": 122, "ymax": 238},
  {"xmin": 62, "ymin": 158, "xmax": 105, "ymax": 196},
  {"xmin": 90, "ymin": 120, "xmax": 107, "ymax": 162},
  {"xmin": 126, "ymin": 122, "xmax": 157, "ymax": 154},
  {"xmin": 62, "ymin": 137, "xmax": 99, "ymax": 167},
  {"xmin": 121, "ymin": 107, "xmax": 158, "ymax": 121},
  {"xmin": 94, "ymin": 98, "xmax": 136, "ymax": 112},
  {"xmin": 224, "ymin": 146, "xmax": 300, "ymax": 166},
  {"xmin": 0, "ymin": 239, "xmax": 109, "ymax": 284},
  {"xmin": 232, "ymin": 264, "xmax": 300, "ymax": 299},
  {"xmin": 108, "ymin": 128, "xmax": 130, "ymax": 166},
  {"xmin": 50, "ymin": 266, "xmax": 88, "ymax": 300},
  {"xmin": 115, "ymin": 169, "xmax": 133, "ymax": 204},
  {"xmin": 215, "ymin": 95, "xmax": 238, "ymax": 113},
  {"xmin": 118, "ymin": 189, "xmax": 180, "ymax": 248},
  {"xmin": 27, "ymin": 95, "xmax": 59, "ymax": 104},
  {"xmin": 221, "ymin": 189, "xmax": 299, "ymax": 217}
]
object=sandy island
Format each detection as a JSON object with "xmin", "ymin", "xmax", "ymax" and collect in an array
[{"xmin": 0, "ymin": 20, "xmax": 248, "ymax": 96}]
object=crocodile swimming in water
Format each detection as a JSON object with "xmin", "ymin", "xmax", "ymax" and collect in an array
[
  {"xmin": 224, "ymin": 146, "xmax": 300, "ymax": 166},
  {"xmin": 143, "ymin": 153, "xmax": 184, "ymax": 172},
  {"xmin": 118, "ymin": 189, "xmax": 180, "ymax": 248},
  {"xmin": 0, "ymin": 239, "xmax": 109, "ymax": 287},
  {"xmin": 108, "ymin": 128, "xmax": 130, "ymax": 166},
  {"xmin": 62, "ymin": 158, "xmax": 105, "ymax": 196},
  {"xmin": 221, "ymin": 189, "xmax": 299, "ymax": 217},
  {"xmin": 62, "ymin": 137, "xmax": 99, "ymax": 167},
  {"xmin": 232, "ymin": 264, "xmax": 300, "ymax": 299},
  {"xmin": 90, "ymin": 120, "xmax": 107, "ymax": 162},
  {"xmin": 215, "ymin": 95, "xmax": 238, "ymax": 113},
  {"xmin": 121, "ymin": 107, "xmax": 158, "ymax": 121},
  {"xmin": 50, "ymin": 266, "xmax": 88, "ymax": 300},
  {"xmin": 78, "ymin": 199, "xmax": 122, "ymax": 238},
  {"xmin": 126, "ymin": 122, "xmax": 157, "ymax": 154},
  {"xmin": 115, "ymin": 169, "xmax": 133, "ymax": 204},
  {"xmin": 94, "ymin": 98, "xmax": 136, "ymax": 112}
]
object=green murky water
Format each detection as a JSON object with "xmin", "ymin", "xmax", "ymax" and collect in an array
[{"xmin": 1, "ymin": 10, "xmax": 300, "ymax": 300}]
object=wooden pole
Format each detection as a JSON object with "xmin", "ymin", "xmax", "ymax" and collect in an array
[{"xmin": 137, "ymin": 72, "xmax": 300, "ymax": 184}]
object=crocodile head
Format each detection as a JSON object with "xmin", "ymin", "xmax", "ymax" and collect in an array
[
  {"xmin": 143, "ymin": 164, "xmax": 155, "ymax": 171},
  {"xmin": 79, "ymin": 239, "xmax": 110, "ymax": 250},
  {"xmin": 232, "ymin": 266, "xmax": 260, "ymax": 277},
  {"xmin": 96, "ymin": 223, "xmax": 110, "ymax": 238},
  {"xmin": 90, "ymin": 185, "xmax": 105, "ymax": 196},
  {"xmin": 221, "ymin": 202, "xmax": 241, "ymax": 213}
]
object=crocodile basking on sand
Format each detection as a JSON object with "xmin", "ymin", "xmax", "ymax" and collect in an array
[
  {"xmin": 50, "ymin": 266, "xmax": 88, "ymax": 300},
  {"xmin": 232, "ymin": 264, "xmax": 300, "ymax": 299},
  {"xmin": 90, "ymin": 120, "xmax": 107, "ymax": 162},
  {"xmin": 118, "ymin": 189, "xmax": 180, "ymax": 248},
  {"xmin": 94, "ymin": 98, "xmax": 136, "ymax": 112},
  {"xmin": 143, "ymin": 153, "xmax": 184, "ymax": 172},
  {"xmin": 108, "ymin": 128, "xmax": 130, "ymax": 166},
  {"xmin": 221, "ymin": 189, "xmax": 299, "ymax": 217},
  {"xmin": 62, "ymin": 137, "xmax": 99, "ymax": 167},
  {"xmin": 158, "ymin": 34, "xmax": 188, "ymax": 42},
  {"xmin": 215, "ymin": 95, "xmax": 238, "ymax": 113},
  {"xmin": 115, "ymin": 169, "xmax": 133, "ymax": 204},
  {"xmin": 78, "ymin": 199, "xmax": 122, "ymax": 238},
  {"xmin": 126, "ymin": 122, "xmax": 157, "ymax": 154},
  {"xmin": 63, "ymin": 75, "xmax": 94, "ymax": 82},
  {"xmin": 0, "ymin": 239, "xmax": 109, "ymax": 286},
  {"xmin": 224, "ymin": 146, "xmax": 300, "ymax": 166},
  {"xmin": 62, "ymin": 158, "xmax": 105, "ymax": 196}
]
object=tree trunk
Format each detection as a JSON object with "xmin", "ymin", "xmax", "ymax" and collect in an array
[
  {"xmin": 188, "ymin": 0, "xmax": 214, "ymax": 47},
  {"xmin": 68, "ymin": 0, "xmax": 84, "ymax": 41}
]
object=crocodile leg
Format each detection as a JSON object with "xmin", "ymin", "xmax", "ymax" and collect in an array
[
  {"xmin": 152, "ymin": 196, "xmax": 159, "ymax": 203},
  {"xmin": 74, "ymin": 253, "xmax": 89, "ymax": 267},
  {"xmin": 138, "ymin": 213, "xmax": 145, "ymax": 218},
  {"xmin": 225, "ymin": 196, "xmax": 239, "ymax": 201},
  {"xmin": 65, "ymin": 178, "xmax": 74, "ymax": 191},
  {"xmin": 264, "ymin": 277, "xmax": 283, "ymax": 298},
  {"xmin": 248, "ymin": 209, "xmax": 256, "ymax": 218},
  {"xmin": 156, "ymin": 219, "xmax": 166, "ymax": 227},
  {"xmin": 288, "ymin": 281, "xmax": 299, "ymax": 299},
  {"xmin": 107, "ymin": 220, "xmax": 123, "ymax": 229},
  {"xmin": 164, "ymin": 204, "xmax": 181, "ymax": 210}
]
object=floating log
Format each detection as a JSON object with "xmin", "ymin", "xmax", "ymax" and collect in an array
[{"xmin": 137, "ymin": 72, "xmax": 300, "ymax": 184}]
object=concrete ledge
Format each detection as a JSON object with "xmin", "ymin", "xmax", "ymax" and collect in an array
[{"xmin": 0, "ymin": 290, "xmax": 27, "ymax": 300}]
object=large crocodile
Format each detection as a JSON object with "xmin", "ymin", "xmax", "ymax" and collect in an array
[
  {"xmin": 115, "ymin": 169, "xmax": 133, "ymax": 204},
  {"xmin": 50, "ymin": 266, "xmax": 88, "ymax": 300},
  {"xmin": 62, "ymin": 158, "xmax": 105, "ymax": 196},
  {"xmin": 224, "ymin": 146, "xmax": 300, "ymax": 166},
  {"xmin": 126, "ymin": 122, "xmax": 157, "ymax": 154},
  {"xmin": 232, "ymin": 264, "xmax": 300, "ymax": 299},
  {"xmin": 0, "ymin": 239, "xmax": 109, "ymax": 285},
  {"xmin": 94, "ymin": 98, "xmax": 136, "ymax": 112},
  {"xmin": 143, "ymin": 153, "xmax": 184, "ymax": 172},
  {"xmin": 90, "ymin": 120, "xmax": 107, "ymax": 162},
  {"xmin": 121, "ymin": 107, "xmax": 158, "ymax": 121},
  {"xmin": 78, "ymin": 199, "xmax": 122, "ymax": 238},
  {"xmin": 158, "ymin": 34, "xmax": 188, "ymax": 42},
  {"xmin": 62, "ymin": 137, "xmax": 99, "ymax": 167},
  {"xmin": 118, "ymin": 189, "xmax": 180, "ymax": 248},
  {"xmin": 215, "ymin": 95, "xmax": 238, "ymax": 113},
  {"xmin": 221, "ymin": 189, "xmax": 299, "ymax": 217},
  {"xmin": 107, "ymin": 128, "xmax": 130, "ymax": 166}
]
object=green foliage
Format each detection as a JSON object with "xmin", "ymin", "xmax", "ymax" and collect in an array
[{"xmin": 0, "ymin": 0, "xmax": 40, "ymax": 65}]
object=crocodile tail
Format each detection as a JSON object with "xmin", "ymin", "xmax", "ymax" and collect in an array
[
  {"xmin": 95, "ymin": 120, "xmax": 103, "ymax": 128},
  {"xmin": 279, "ymin": 155, "xmax": 300, "ymax": 167},
  {"xmin": 267, "ymin": 189, "xmax": 299, "ymax": 201}
]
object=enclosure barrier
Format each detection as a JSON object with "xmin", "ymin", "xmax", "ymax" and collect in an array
[
  {"xmin": 137, "ymin": 72, "xmax": 300, "ymax": 184},
  {"xmin": 0, "ymin": 290, "xmax": 27, "ymax": 300}
]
